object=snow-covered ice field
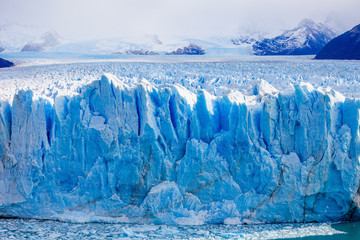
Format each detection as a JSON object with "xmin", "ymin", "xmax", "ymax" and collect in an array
[{"xmin": 1, "ymin": 53, "xmax": 360, "ymax": 101}]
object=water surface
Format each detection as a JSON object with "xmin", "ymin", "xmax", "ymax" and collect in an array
[{"xmin": 1, "ymin": 218, "xmax": 358, "ymax": 239}]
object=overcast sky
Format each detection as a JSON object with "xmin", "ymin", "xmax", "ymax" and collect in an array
[{"xmin": 1, "ymin": 0, "xmax": 359, "ymax": 40}]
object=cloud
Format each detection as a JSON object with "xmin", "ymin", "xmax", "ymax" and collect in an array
[{"xmin": 0, "ymin": 0, "xmax": 359, "ymax": 39}]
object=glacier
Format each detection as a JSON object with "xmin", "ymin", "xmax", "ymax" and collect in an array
[{"xmin": 1, "ymin": 73, "xmax": 360, "ymax": 225}]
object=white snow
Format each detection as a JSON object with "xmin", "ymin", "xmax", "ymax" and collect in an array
[{"xmin": 1, "ymin": 54, "xmax": 359, "ymax": 103}]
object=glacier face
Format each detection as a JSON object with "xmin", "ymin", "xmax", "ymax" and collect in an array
[{"xmin": 1, "ymin": 74, "xmax": 360, "ymax": 224}]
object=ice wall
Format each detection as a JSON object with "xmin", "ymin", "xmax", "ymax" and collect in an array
[{"xmin": 1, "ymin": 74, "xmax": 360, "ymax": 224}]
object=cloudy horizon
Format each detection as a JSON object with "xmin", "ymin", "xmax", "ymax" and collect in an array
[{"xmin": 1, "ymin": 0, "xmax": 360, "ymax": 40}]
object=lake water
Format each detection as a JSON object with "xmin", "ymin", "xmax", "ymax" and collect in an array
[{"xmin": 0, "ymin": 218, "xmax": 359, "ymax": 239}]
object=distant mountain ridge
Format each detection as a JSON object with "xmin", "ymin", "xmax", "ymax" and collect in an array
[
  {"xmin": 315, "ymin": 24, "xmax": 360, "ymax": 60},
  {"xmin": 252, "ymin": 19, "xmax": 336, "ymax": 55},
  {"xmin": 0, "ymin": 24, "xmax": 46, "ymax": 52},
  {"xmin": 0, "ymin": 23, "xmax": 245, "ymax": 55},
  {"xmin": 0, "ymin": 20, "xmax": 341, "ymax": 57}
]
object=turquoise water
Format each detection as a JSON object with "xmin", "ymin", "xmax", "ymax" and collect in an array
[
  {"xmin": 0, "ymin": 218, "xmax": 359, "ymax": 239},
  {"xmin": 283, "ymin": 222, "xmax": 360, "ymax": 240}
]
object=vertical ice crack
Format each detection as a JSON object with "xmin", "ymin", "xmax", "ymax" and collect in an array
[
  {"xmin": 344, "ymin": 180, "xmax": 360, "ymax": 221},
  {"xmin": 247, "ymin": 164, "xmax": 286, "ymax": 220},
  {"xmin": 303, "ymin": 145, "xmax": 329, "ymax": 222}
]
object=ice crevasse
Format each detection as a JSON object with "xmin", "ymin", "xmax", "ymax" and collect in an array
[{"xmin": 1, "ymin": 74, "xmax": 360, "ymax": 225}]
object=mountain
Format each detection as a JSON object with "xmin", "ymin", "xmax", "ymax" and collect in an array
[
  {"xmin": 0, "ymin": 57, "xmax": 14, "ymax": 68},
  {"xmin": 231, "ymin": 36, "xmax": 259, "ymax": 45},
  {"xmin": 253, "ymin": 19, "xmax": 336, "ymax": 55},
  {"xmin": 231, "ymin": 29, "xmax": 267, "ymax": 46},
  {"xmin": 315, "ymin": 24, "xmax": 360, "ymax": 60},
  {"xmin": 166, "ymin": 43, "xmax": 205, "ymax": 55},
  {"xmin": 0, "ymin": 24, "xmax": 45, "ymax": 52},
  {"xmin": 21, "ymin": 30, "xmax": 60, "ymax": 52}
]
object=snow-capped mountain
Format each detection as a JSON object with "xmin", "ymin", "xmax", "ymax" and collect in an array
[
  {"xmin": 253, "ymin": 19, "xmax": 336, "ymax": 55},
  {"xmin": 21, "ymin": 30, "xmax": 60, "ymax": 52},
  {"xmin": 315, "ymin": 24, "xmax": 360, "ymax": 60},
  {"xmin": 231, "ymin": 36, "xmax": 258, "ymax": 45},
  {"xmin": 0, "ymin": 24, "xmax": 46, "ymax": 52},
  {"xmin": 0, "ymin": 24, "xmax": 62, "ymax": 52},
  {"xmin": 231, "ymin": 22, "xmax": 270, "ymax": 47},
  {"xmin": 231, "ymin": 30, "xmax": 267, "ymax": 46}
]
